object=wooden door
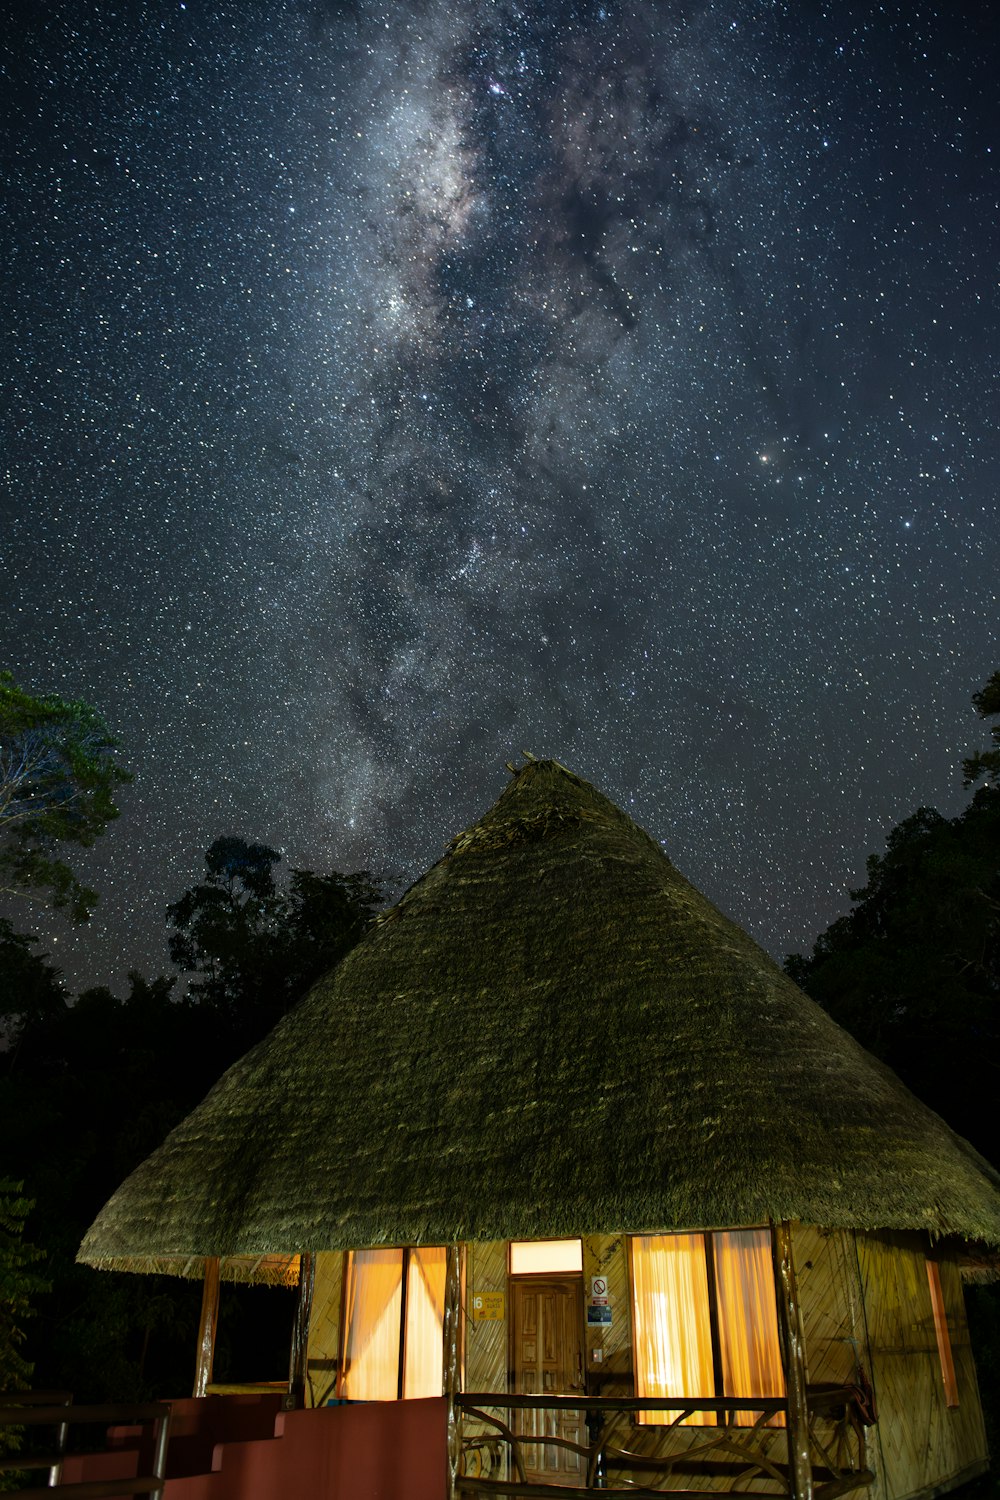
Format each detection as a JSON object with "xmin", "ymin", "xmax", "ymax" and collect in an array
[{"xmin": 511, "ymin": 1277, "xmax": 585, "ymax": 1485}]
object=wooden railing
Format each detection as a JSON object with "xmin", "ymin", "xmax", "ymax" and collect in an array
[
  {"xmin": 0, "ymin": 1390, "xmax": 171, "ymax": 1498},
  {"xmin": 455, "ymin": 1389, "xmax": 874, "ymax": 1500}
]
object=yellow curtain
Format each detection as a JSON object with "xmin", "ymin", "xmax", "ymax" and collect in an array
[
  {"xmin": 341, "ymin": 1249, "xmax": 404, "ymax": 1400},
  {"xmin": 712, "ymin": 1229, "xmax": 785, "ymax": 1427},
  {"xmin": 631, "ymin": 1234, "xmax": 715, "ymax": 1426},
  {"xmin": 403, "ymin": 1246, "xmax": 447, "ymax": 1398}
]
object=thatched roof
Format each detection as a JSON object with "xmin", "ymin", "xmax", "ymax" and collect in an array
[{"xmin": 80, "ymin": 760, "xmax": 1000, "ymax": 1281}]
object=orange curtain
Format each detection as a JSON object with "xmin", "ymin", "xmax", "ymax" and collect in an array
[
  {"xmin": 403, "ymin": 1246, "xmax": 447, "ymax": 1398},
  {"xmin": 712, "ymin": 1229, "xmax": 785, "ymax": 1426},
  {"xmin": 631, "ymin": 1234, "xmax": 715, "ymax": 1426},
  {"xmin": 341, "ymin": 1249, "xmax": 404, "ymax": 1400},
  {"xmin": 926, "ymin": 1260, "xmax": 959, "ymax": 1408}
]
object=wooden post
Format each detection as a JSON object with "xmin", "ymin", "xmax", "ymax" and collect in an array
[
  {"xmin": 771, "ymin": 1221, "xmax": 813, "ymax": 1500},
  {"xmin": 288, "ymin": 1252, "xmax": 316, "ymax": 1408},
  {"xmin": 193, "ymin": 1256, "xmax": 221, "ymax": 1398},
  {"xmin": 443, "ymin": 1243, "xmax": 462, "ymax": 1500}
]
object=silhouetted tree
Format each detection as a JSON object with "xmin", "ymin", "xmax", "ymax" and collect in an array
[
  {"xmin": 786, "ymin": 668, "xmax": 1000, "ymax": 1164},
  {"xmin": 0, "ymin": 673, "xmax": 131, "ymax": 921},
  {"xmin": 963, "ymin": 668, "xmax": 1000, "ymax": 788},
  {"xmin": 167, "ymin": 837, "xmax": 382, "ymax": 1048}
]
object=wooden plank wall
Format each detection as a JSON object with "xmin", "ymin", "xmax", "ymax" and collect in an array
[
  {"xmin": 304, "ymin": 1251, "xmax": 343, "ymax": 1408},
  {"xmin": 463, "ymin": 1240, "xmax": 509, "ymax": 1481},
  {"xmin": 794, "ymin": 1227, "xmax": 877, "ymax": 1495},
  {"xmin": 303, "ymin": 1229, "xmax": 989, "ymax": 1500},
  {"xmin": 465, "ymin": 1240, "xmax": 508, "ymax": 1393},
  {"xmin": 856, "ymin": 1232, "xmax": 988, "ymax": 1500}
]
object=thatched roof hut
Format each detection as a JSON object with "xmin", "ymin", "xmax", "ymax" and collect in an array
[
  {"xmin": 80, "ymin": 758, "xmax": 1000, "ymax": 1273},
  {"xmin": 80, "ymin": 760, "xmax": 1000, "ymax": 1500}
]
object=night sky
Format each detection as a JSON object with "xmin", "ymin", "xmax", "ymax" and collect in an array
[{"xmin": 2, "ymin": 0, "xmax": 997, "ymax": 994}]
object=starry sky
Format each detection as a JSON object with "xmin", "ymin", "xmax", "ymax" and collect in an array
[{"xmin": 2, "ymin": 0, "xmax": 997, "ymax": 993}]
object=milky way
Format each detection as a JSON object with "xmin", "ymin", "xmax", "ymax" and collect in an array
[{"xmin": 2, "ymin": 0, "xmax": 997, "ymax": 989}]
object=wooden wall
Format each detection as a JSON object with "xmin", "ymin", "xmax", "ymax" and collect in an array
[
  {"xmin": 304, "ymin": 1228, "xmax": 989, "ymax": 1500},
  {"xmin": 856, "ymin": 1231, "xmax": 988, "ymax": 1500},
  {"xmin": 304, "ymin": 1251, "xmax": 343, "ymax": 1409}
]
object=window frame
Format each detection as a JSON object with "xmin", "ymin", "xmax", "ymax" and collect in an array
[
  {"xmin": 628, "ymin": 1226, "xmax": 784, "ymax": 1429},
  {"xmin": 508, "ymin": 1239, "xmax": 584, "ymax": 1277},
  {"xmin": 336, "ymin": 1244, "xmax": 452, "ymax": 1402}
]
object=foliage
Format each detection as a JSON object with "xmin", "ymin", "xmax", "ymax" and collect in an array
[
  {"xmin": 0, "ymin": 1182, "xmax": 47, "ymax": 1392},
  {"xmin": 786, "ymin": 671, "xmax": 1000, "ymax": 1165},
  {"xmin": 167, "ymin": 837, "xmax": 383, "ymax": 1049},
  {"xmin": 0, "ymin": 672, "xmax": 131, "ymax": 921},
  {"xmin": 963, "ymin": 668, "xmax": 1000, "ymax": 788},
  {"xmin": 0, "ymin": 838, "xmax": 381, "ymax": 1401},
  {"xmin": 0, "ymin": 919, "xmax": 64, "ymax": 1059},
  {"xmin": 786, "ymin": 788, "xmax": 1000, "ymax": 1161},
  {"xmin": 0, "ymin": 1180, "xmax": 48, "ymax": 1477}
]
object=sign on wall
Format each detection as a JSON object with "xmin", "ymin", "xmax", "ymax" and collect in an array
[
  {"xmin": 588, "ymin": 1274, "xmax": 612, "ymax": 1325},
  {"xmin": 471, "ymin": 1291, "xmax": 505, "ymax": 1322}
]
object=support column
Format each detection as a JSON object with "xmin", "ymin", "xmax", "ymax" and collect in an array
[
  {"xmin": 771, "ymin": 1221, "xmax": 813, "ymax": 1500},
  {"xmin": 193, "ymin": 1256, "xmax": 221, "ymax": 1398},
  {"xmin": 288, "ymin": 1252, "xmax": 316, "ymax": 1408},
  {"xmin": 443, "ymin": 1243, "xmax": 462, "ymax": 1500}
]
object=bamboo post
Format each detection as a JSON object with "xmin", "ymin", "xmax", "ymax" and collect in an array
[
  {"xmin": 771, "ymin": 1221, "xmax": 813, "ymax": 1500},
  {"xmin": 193, "ymin": 1256, "xmax": 221, "ymax": 1398},
  {"xmin": 444, "ymin": 1243, "xmax": 462, "ymax": 1500},
  {"xmin": 288, "ymin": 1252, "xmax": 316, "ymax": 1407},
  {"xmin": 150, "ymin": 1406, "xmax": 172, "ymax": 1500}
]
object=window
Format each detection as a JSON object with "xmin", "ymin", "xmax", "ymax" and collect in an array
[
  {"xmin": 630, "ymin": 1229, "xmax": 785, "ymax": 1427},
  {"xmin": 509, "ymin": 1239, "xmax": 583, "ymax": 1275},
  {"xmin": 339, "ymin": 1246, "xmax": 447, "ymax": 1401},
  {"xmin": 926, "ymin": 1260, "xmax": 959, "ymax": 1408}
]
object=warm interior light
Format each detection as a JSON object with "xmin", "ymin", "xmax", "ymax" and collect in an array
[
  {"xmin": 632, "ymin": 1234, "xmax": 715, "ymax": 1426},
  {"xmin": 341, "ymin": 1246, "xmax": 447, "ymax": 1401},
  {"xmin": 403, "ymin": 1246, "xmax": 447, "ymax": 1398},
  {"xmin": 631, "ymin": 1229, "xmax": 785, "ymax": 1428},
  {"xmin": 713, "ymin": 1229, "xmax": 785, "ymax": 1426},
  {"xmin": 509, "ymin": 1239, "xmax": 584, "ymax": 1275},
  {"xmin": 341, "ymin": 1248, "xmax": 404, "ymax": 1401}
]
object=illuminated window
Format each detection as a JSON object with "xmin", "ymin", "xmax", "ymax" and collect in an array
[
  {"xmin": 339, "ymin": 1246, "xmax": 447, "ymax": 1400},
  {"xmin": 926, "ymin": 1260, "xmax": 959, "ymax": 1408},
  {"xmin": 630, "ymin": 1230, "xmax": 785, "ymax": 1427},
  {"xmin": 509, "ymin": 1239, "xmax": 584, "ymax": 1275}
]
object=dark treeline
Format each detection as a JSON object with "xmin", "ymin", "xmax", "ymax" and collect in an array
[
  {"xmin": 0, "ymin": 838, "xmax": 383, "ymax": 1401},
  {"xmin": 786, "ymin": 668, "xmax": 1000, "ymax": 1471}
]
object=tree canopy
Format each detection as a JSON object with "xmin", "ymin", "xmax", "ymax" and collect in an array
[
  {"xmin": 787, "ymin": 670, "xmax": 1000, "ymax": 1163},
  {"xmin": 0, "ymin": 672, "xmax": 131, "ymax": 921},
  {"xmin": 963, "ymin": 667, "xmax": 1000, "ymax": 788},
  {"xmin": 167, "ymin": 836, "xmax": 383, "ymax": 1050},
  {"xmin": 0, "ymin": 832, "xmax": 384, "ymax": 1403}
]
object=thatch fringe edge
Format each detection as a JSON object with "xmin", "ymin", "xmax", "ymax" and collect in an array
[{"xmin": 83, "ymin": 1253, "xmax": 300, "ymax": 1287}]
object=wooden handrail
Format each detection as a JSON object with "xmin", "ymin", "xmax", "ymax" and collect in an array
[
  {"xmin": 0, "ymin": 1403, "xmax": 169, "ymax": 1426},
  {"xmin": 459, "ymin": 1392, "xmax": 787, "ymax": 1413},
  {"xmin": 460, "ymin": 1384, "xmax": 865, "ymax": 1416},
  {"xmin": 458, "ymin": 1483, "xmax": 788, "ymax": 1499},
  {"xmin": 455, "ymin": 1387, "xmax": 874, "ymax": 1500},
  {"xmin": 0, "ymin": 1397, "xmax": 171, "ymax": 1500}
]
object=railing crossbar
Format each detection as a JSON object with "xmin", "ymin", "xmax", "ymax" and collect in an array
[
  {"xmin": 460, "ymin": 1392, "xmax": 786, "ymax": 1414},
  {"xmin": 457, "ymin": 1386, "xmax": 875, "ymax": 1500},
  {"xmin": 458, "ymin": 1481, "xmax": 790, "ymax": 1500},
  {"xmin": 0, "ymin": 1397, "xmax": 171, "ymax": 1500}
]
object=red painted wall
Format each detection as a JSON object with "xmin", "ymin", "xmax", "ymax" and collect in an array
[{"xmin": 59, "ymin": 1393, "xmax": 448, "ymax": 1500}]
